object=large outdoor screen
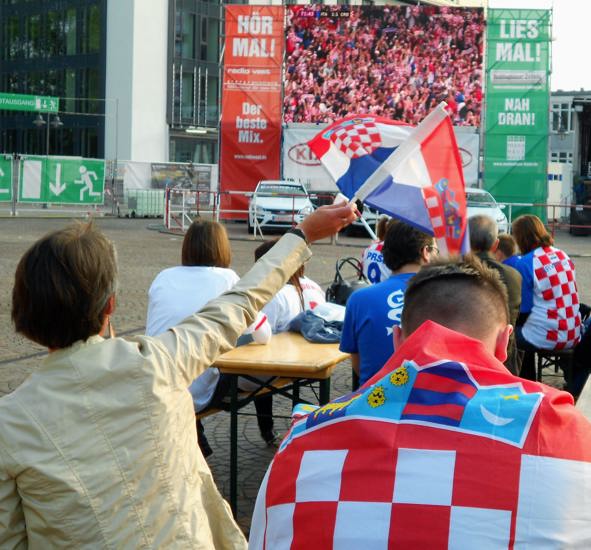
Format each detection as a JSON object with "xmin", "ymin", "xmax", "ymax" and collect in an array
[{"xmin": 284, "ymin": 5, "xmax": 485, "ymax": 126}]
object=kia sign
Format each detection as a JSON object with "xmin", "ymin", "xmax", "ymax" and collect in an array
[
  {"xmin": 459, "ymin": 147, "xmax": 473, "ymax": 168},
  {"xmin": 287, "ymin": 143, "xmax": 321, "ymax": 167},
  {"xmin": 283, "ymin": 125, "xmax": 480, "ymax": 191}
]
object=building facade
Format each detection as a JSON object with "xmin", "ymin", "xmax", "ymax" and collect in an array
[
  {"xmin": 550, "ymin": 90, "xmax": 591, "ymax": 180},
  {"xmin": 167, "ymin": 0, "xmax": 222, "ymax": 164},
  {"xmin": 0, "ymin": 0, "xmax": 107, "ymax": 158}
]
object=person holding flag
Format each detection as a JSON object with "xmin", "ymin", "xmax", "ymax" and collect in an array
[{"xmin": 250, "ymin": 258, "xmax": 591, "ymax": 548}]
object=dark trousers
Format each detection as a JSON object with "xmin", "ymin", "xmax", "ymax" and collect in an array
[
  {"xmin": 200, "ymin": 373, "xmax": 274, "ymax": 435},
  {"xmin": 515, "ymin": 326, "xmax": 539, "ymax": 381}
]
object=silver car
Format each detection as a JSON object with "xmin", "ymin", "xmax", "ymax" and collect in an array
[
  {"xmin": 248, "ymin": 180, "xmax": 314, "ymax": 232},
  {"xmin": 466, "ymin": 187, "xmax": 509, "ymax": 233}
]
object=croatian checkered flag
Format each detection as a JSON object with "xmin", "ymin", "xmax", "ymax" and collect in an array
[
  {"xmin": 309, "ymin": 103, "xmax": 469, "ymax": 255},
  {"xmin": 250, "ymin": 322, "xmax": 591, "ymax": 548}
]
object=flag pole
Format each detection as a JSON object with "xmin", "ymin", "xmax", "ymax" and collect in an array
[{"xmin": 334, "ymin": 193, "xmax": 378, "ymax": 240}]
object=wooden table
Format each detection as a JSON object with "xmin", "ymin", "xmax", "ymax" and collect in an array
[{"xmin": 213, "ymin": 332, "xmax": 350, "ymax": 515}]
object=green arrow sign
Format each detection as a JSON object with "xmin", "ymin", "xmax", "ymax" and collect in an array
[
  {"xmin": 0, "ymin": 92, "xmax": 59, "ymax": 113},
  {"xmin": 0, "ymin": 155, "xmax": 12, "ymax": 202},
  {"xmin": 19, "ymin": 156, "xmax": 105, "ymax": 204}
]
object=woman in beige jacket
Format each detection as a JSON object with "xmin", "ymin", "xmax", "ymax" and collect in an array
[{"xmin": 0, "ymin": 203, "xmax": 356, "ymax": 549}]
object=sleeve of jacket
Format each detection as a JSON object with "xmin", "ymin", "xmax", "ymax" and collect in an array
[
  {"xmin": 0, "ymin": 448, "xmax": 27, "ymax": 550},
  {"xmin": 149, "ymin": 232, "xmax": 311, "ymax": 388}
]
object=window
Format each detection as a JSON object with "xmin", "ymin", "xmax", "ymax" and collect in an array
[
  {"xmin": 80, "ymin": 68, "xmax": 101, "ymax": 113},
  {"xmin": 170, "ymin": 137, "xmax": 217, "ymax": 164},
  {"xmin": 200, "ymin": 16, "xmax": 208, "ymax": 61},
  {"xmin": 65, "ymin": 8, "xmax": 77, "ymax": 55},
  {"xmin": 182, "ymin": 71, "xmax": 195, "ymax": 121},
  {"xmin": 88, "ymin": 6, "xmax": 101, "ymax": 53},
  {"xmin": 80, "ymin": 5, "xmax": 100, "ymax": 54},
  {"xmin": 2, "ymin": 16, "xmax": 20, "ymax": 60},
  {"xmin": 551, "ymin": 102, "xmax": 573, "ymax": 133},
  {"xmin": 205, "ymin": 17, "xmax": 219, "ymax": 63},
  {"xmin": 65, "ymin": 69, "xmax": 76, "ymax": 112},
  {"xmin": 550, "ymin": 151, "xmax": 573, "ymax": 164},
  {"xmin": 47, "ymin": 11, "xmax": 65, "ymax": 56},
  {"xmin": 205, "ymin": 75, "xmax": 218, "ymax": 123},
  {"xmin": 26, "ymin": 14, "xmax": 42, "ymax": 59},
  {"xmin": 183, "ymin": 14, "xmax": 196, "ymax": 59}
]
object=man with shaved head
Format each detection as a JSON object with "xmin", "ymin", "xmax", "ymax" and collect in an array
[{"xmin": 251, "ymin": 258, "xmax": 591, "ymax": 549}]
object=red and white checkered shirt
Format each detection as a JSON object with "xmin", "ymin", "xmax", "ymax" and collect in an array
[{"xmin": 519, "ymin": 246, "xmax": 582, "ymax": 350}]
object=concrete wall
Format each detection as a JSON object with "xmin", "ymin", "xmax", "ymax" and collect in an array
[{"xmin": 105, "ymin": 0, "xmax": 169, "ymax": 162}]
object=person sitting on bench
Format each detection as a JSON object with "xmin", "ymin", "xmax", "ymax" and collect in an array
[{"xmin": 145, "ymin": 219, "xmax": 274, "ymax": 456}]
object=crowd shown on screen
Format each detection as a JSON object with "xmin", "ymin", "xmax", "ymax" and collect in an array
[{"xmin": 284, "ymin": 5, "xmax": 484, "ymax": 126}]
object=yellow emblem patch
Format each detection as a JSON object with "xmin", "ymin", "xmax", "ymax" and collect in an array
[
  {"xmin": 390, "ymin": 366, "xmax": 409, "ymax": 386},
  {"xmin": 367, "ymin": 385, "xmax": 386, "ymax": 408}
]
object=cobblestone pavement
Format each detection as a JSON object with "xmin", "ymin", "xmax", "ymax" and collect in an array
[{"xmin": 0, "ymin": 216, "xmax": 589, "ymax": 534}]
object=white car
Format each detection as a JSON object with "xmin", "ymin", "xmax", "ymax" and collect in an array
[
  {"xmin": 466, "ymin": 187, "xmax": 509, "ymax": 233},
  {"xmin": 248, "ymin": 180, "xmax": 314, "ymax": 232}
]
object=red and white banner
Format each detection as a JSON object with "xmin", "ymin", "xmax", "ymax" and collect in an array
[{"xmin": 220, "ymin": 6, "xmax": 284, "ymax": 217}]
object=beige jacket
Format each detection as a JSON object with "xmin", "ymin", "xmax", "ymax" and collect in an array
[{"xmin": 0, "ymin": 233, "xmax": 310, "ymax": 549}]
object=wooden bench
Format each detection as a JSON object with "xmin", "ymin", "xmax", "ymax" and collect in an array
[{"xmin": 195, "ymin": 377, "xmax": 297, "ymax": 421}]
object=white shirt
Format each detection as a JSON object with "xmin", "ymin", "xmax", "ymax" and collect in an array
[
  {"xmin": 146, "ymin": 265, "xmax": 271, "ymax": 410},
  {"xmin": 146, "ymin": 266, "xmax": 240, "ymax": 336},
  {"xmin": 361, "ymin": 241, "xmax": 392, "ymax": 284},
  {"xmin": 263, "ymin": 276, "xmax": 326, "ymax": 333}
]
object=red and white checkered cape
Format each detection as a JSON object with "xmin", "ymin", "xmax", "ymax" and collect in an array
[{"xmin": 250, "ymin": 322, "xmax": 591, "ymax": 549}]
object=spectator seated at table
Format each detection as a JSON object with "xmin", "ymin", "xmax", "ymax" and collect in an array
[
  {"xmin": 469, "ymin": 215, "xmax": 522, "ymax": 374},
  {"xmin": 0, "ymin": 203, "xmax": 356, "ymax": 548},
  {"xmin": 512, "ymin": 214, "xmax": 583, "ymax": 381},
  {"xmin": 340, "ymin": 221, "xmax": 437, "ymax": 386},
  {"xmin": 495, "ymin": 233, "xmax": 522, "ymax": 269},
  {"xmin": 255, "ymin": 239, "xmax": 326, "ymax": 334},
  {"xmin": 250, "ymin": 257, "xmax": 591, "ymax": 549},
  {"xmin": 145, "ymin": 220, "xmax": 274, "ymax": 456},
  {"xmin": 360, "ymin": 216, "xmax": 395, "ymax": 284}
]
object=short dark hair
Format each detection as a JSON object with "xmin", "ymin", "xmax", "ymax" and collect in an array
[
  {"xmin": 401, "ymin": 256, "xmax": 509, "ymax": 340},
  {"xmin": 512, "ymin": 215, "xmax": 553, "ymax": 254},
  {"xmin": 382, "ymin": 221, "xmax": 433, "ymax": 272},
  {"xmin": 181, "ymin": 220, "xmax": 231, "ymax": 267},
  {"xmin": 469, "ymin": 215, "xmax": 498, "ymax": 252},
  {"xmin": 12, "ymin": 222, "xmax": 118, "ymax": 349},
  {"xmin": 497, "ymin": 234, "xmax": 517, "ymax": 258}
]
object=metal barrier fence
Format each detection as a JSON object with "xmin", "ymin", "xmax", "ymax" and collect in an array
[
  {"xmin": 163, "ymin": 189, "xmax": 360, "ymax": 240},
  {"xmin": 498, "ymin": 201, "xmax": 591, "ymax": 237},
  {"xmin": 4, "ymin": 166, "xmax": 591, "ymax": 242},
  {"xmin": 163, "ymin": 190, "xmax": 591, "ymax": 240}
]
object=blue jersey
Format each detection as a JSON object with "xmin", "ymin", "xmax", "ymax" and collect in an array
[
  {"xmin": 503, "ymin": 254, "xmax": 521, "ymax": 270},
  {"xmin": 340, "ymin": 272, "xmax": 415, "ymax": 385}
]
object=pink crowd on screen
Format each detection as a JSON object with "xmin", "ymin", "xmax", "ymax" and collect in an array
[{"xmin": 284, "ymin": 5, "xmax": 484, "ymax": 126}]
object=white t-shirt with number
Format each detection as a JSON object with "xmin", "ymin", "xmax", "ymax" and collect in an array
[{"xmin": 361, "ymin": 241, "xmax": 392, "ymax": 284}]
